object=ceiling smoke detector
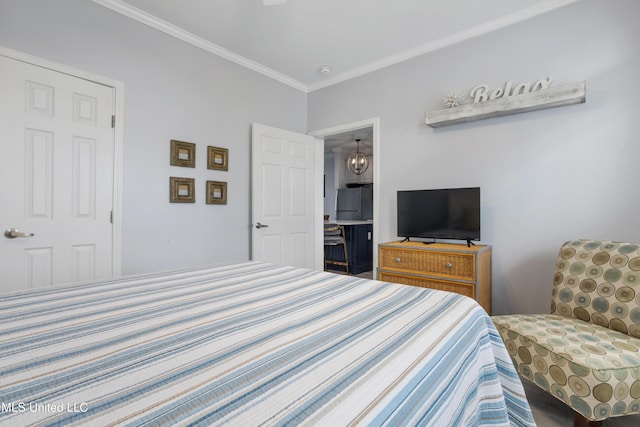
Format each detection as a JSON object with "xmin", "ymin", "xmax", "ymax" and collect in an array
[{"xmin": 318, "ymin": 66, "xmax": 333, "ymax": 76}]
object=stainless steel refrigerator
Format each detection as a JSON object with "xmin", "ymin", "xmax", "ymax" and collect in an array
[{"xmin": 336, "ymin": 185, "xmax": 373, "ymax": 220}]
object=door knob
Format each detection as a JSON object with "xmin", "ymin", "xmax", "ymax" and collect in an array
[
  {"xmin": 4, "ymin": 228, "xmax": 34, "ymax": 239},
  {"xmin": 255, "ymin": 223, "xmax": 269, "ymax": 229}
]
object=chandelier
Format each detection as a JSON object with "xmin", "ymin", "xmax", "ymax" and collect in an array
[{"xmin": 347, "ymin": 138, "xmax": 369, "ymax": 175}]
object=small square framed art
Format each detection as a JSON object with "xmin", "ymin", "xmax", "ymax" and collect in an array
[
  {"xmin": 170, "ymin": 177, "xmax": 195, "ymax": 203},
  {"xmin": 206, "ymin": 180, "xmax": 227, "ymax": 205},
  {"xmin": 170, "ymin": 140, "xmax": 196, "ymax": 168},
  {"xmin": 207, "ymin": 146, "xmax": 228, "ymax": 171}
]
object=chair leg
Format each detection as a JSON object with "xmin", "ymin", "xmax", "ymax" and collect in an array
[
  {"xmin": 342, "ymin": 242, "xmax": 349, "ymax": 275},
  {"xmin": 324, "ymin": 244, "xmax": 349, "ymax": 274},
  {"xmin": 340, "ymin": 226, "xmax": 349, "ymax": 275},
  {"xmin": 573, "ymin": 412, "xmax": 602, "ymax": 427}
]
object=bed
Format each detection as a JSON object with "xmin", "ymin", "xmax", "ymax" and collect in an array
[{"xmin": 0, "ymin": 261, "xmax": 534, "ymax": 426}]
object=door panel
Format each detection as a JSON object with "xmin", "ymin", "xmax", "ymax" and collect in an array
[
  {"xmin": 0, "ymin": 55, "xmax": 115, "ymax": 291},
  {"xmin": 25, "ymin": 129, "xmax": 54, "ymax": 218}
]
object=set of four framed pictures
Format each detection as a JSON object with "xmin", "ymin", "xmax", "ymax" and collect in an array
[{"xmin": 169, "ymin": 139, "xmax": 228, "ymax": 205}]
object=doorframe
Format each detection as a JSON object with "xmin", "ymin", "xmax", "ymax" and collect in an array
[
  {"xmin": 309, "ymin": 117, "xmax": 380, "ymax": 275},
  {"xmin": 0, "ymin": 45, "xmax": 125, "ymax": 277}
]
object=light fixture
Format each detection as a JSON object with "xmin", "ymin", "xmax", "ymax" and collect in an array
[{"xmin": 347, "ymin": 138, "xmax": 369, "ymax": 175}]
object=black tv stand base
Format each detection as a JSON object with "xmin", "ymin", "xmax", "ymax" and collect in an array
[
  {"xmin": 400, "ymin": 237, "xmax": 437, "ymax": 245},
  {"xmin": 400, "ymin": 237, "xmax": 476, "ymax": 247}
]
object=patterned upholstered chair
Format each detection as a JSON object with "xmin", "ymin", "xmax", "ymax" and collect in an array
[{"xmin": 492, "ymin": 239, "xmax": 640, "ymax": 427}]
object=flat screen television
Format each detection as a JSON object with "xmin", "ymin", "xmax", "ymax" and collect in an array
[{"xmin": 397, "ymin": 187, "xmax": 480, "ymax": 244}]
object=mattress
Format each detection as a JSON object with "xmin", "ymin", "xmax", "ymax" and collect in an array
[{"xmin": 0, "ymin": 261, "xmax": 534, "ymax": 426}]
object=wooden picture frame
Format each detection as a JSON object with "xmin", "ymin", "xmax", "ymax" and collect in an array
[
  {"xmin": 170, "ymin": 140, "xmax": 196, "ymax": 168},
  {"xmin": 206, "ymin": 180, "xmax": 227, "ymax": 205},
  {"xmin": 207, "ymin": 146, "xmax": 228, "ymax": 171},
  {"xmin": 170, "ymin": 177, "xmax": 195, "ymax": 203}
]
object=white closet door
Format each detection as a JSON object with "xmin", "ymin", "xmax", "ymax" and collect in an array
[{"xmin": 0, "ymin": 55, "xmax": 115, "ymax": 291}]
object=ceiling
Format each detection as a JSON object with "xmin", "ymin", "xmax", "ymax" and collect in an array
[
  {"xmin": 93, "ymin": 0, "xmax": 579, "ymax": 93},
  {"xmin": 324, "ymin": 128, "xmax": 374, "ymax": 156}
]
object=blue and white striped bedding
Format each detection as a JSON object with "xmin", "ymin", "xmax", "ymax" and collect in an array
[{"xmin": 0, "ymin": 261, "xmax": 534, "ymax": 426}]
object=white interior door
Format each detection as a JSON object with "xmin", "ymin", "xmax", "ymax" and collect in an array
[
  {"xmin": 0, "ymin": 55, "xmax": 115, "ymax": 292},
  {"xmin": 251, "ymin": 123, "xmax": 323, "ymax": 269}
]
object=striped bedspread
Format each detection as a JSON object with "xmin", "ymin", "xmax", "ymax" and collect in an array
[{"xmin": 0, "ymin": 262, "xmax": 534, "ymax": 426}]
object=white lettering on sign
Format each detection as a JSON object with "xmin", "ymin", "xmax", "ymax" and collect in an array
[{"xmin": 469, "ymin": 76, "xmax": 554, "ymax": 103}]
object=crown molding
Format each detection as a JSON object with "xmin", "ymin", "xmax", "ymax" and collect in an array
[
  {"xmin": 90, "ymin": 0, "xmax": 308, "ymax": 92},
  {"xmin": 307, "ymin": 0, "xmax": 581, "ymax": 92},
  {"xmin": 93, "ymin": 0, "xmax": 580, "ymax": 94}
]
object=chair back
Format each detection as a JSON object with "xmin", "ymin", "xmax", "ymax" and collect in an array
[
  {"xmin": 324, "ymin": 223, "xmax": 345, "ymax": 245},
  {"xmin": 324, "ymin": 223, "xmax": 341, "ymax": 235},
  {"xmin": 551, "ymin": 239, "xmax": 640, "ymax": 337}
]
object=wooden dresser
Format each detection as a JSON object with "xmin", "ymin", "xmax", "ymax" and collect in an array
[{"xmin": 378, "ymin": 241, "xmax": 492, "ymax": 314}]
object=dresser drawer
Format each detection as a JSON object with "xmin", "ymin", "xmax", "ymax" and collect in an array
[
  {"xmin": 379, "ymin": 247, "xmax": 475, "ymax": 280},
  {"xmin": 379, "ymin": 272, "xmax": 475, "ymax": 298}
]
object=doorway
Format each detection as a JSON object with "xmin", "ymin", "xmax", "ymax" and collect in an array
[{"xmin": 310, "ymin": 118, "xmax": 380, "ymax": 278}]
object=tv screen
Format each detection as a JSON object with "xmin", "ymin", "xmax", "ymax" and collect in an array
[{"xmin": 397, "ymin": 187, "xmax": 480, "ymax": 243}]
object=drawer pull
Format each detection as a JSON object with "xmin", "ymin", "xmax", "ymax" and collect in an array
[
  {"xmin": 445, "ymin": 262, "xmax": 453, "ymax": 269},
  {"xmin": 395, "ymin": 257, "xmax": 401, "ymax": 263}
]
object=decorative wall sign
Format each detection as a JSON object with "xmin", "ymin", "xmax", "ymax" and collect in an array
[
  {"xmin": 206, "ymin": 180, "xmax": 227, "ymax": 205},
  {"xmin": 170, "ymin": 140, "xmax": 196, "ymax": 168},
  {"xmin": 469, "ymin": 76, "xmax": 554, "ymax": 104},
  {"xmin": 207, "ymin": 146, "xmax": 228, "ymax": 171},
  {"xmin": 426, "ymin": 79, "xmax": 586, "ymax": 128},
  {"xmin": 170, "ymin": 177, "xmax": 195, "ymax": 203}
]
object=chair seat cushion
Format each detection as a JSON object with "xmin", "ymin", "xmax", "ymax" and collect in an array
[{"xmin": 493, "ymin": 314, "xmax": 640, "ymax": 421}]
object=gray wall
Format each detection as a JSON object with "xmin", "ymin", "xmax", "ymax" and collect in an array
[
  {"xmin": 0, "ymin": 0, "xmax": 307, "ymax": 274},
  {"xmin": 308, "ymin": 0, "xmax": 640, "ymax": 314}
]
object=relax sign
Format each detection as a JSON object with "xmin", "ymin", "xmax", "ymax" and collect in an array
[
  {"xmin": 469, "ymin": 76, "xmax": 554, "ymax": 103},
  {"xmin": 425, "ymin": 77, "xmax": 586, "ymax": 128}
]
